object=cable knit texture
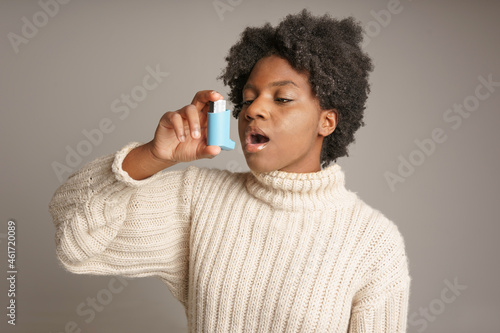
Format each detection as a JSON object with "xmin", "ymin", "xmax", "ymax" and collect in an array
[{"xmin": 49, "ymin": 141, "xmax": 411, "ymax": 332}]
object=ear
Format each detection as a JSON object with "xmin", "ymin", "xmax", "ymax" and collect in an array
[{"xmin": 318, "ymin": 109, "xmax": 338, "ymax": 137}]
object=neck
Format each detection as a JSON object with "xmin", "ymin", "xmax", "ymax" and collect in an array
[
  {"xmin": 277, "ymin": 137, "xmax": 324, "ymax": 173},
  {"xmin": 245, "ymin": 163, "xmax": 355, "ymax": 211}
]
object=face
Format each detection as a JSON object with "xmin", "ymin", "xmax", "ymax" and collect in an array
[{"xmin": 238, "ymin": 55, "xmax": 336, "ymax": 173}]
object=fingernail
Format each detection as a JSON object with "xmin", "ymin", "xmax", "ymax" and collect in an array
[
  {"xmin": 192, "ymin": 129, "xmax": 200, "ymax": 138},
  {"xmin": 179, "ymin": 135, "xmax": 186, "ymax": 142}
]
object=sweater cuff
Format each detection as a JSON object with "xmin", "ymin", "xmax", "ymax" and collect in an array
[{"xmin": 112, "ymin": 141, "xmax": 167, "ymax": 188}]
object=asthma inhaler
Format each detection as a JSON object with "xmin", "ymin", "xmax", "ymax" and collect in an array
[{"xmin": 207, "ymin": 99, "xmax": 235, "ymax": 150}]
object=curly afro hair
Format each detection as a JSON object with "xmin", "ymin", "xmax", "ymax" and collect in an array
[{"xmin": 217, "ymin": 9, "xmax": 374, "ymax": 167}]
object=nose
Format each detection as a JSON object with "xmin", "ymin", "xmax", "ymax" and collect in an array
[{"xmin": 244, "ymin": 98, "xmax": 270, "ymax": 121}]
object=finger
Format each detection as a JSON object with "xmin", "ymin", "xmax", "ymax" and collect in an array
[
  {"xmin": 199, "ymin": 145, "xmax": 221, "ymax": 159},
  {"xmin": 191, "ymin": 90, "xmax": 224, "ymax": 112},
  {"xmin": 198, "ymin": 110, "xmax": 208, "ymax": 128},
  {"xmin": 167, "ymin": 112, "xmax": 186, "ymax": 142},
  {"xmin": 184, "ymin": 104, "xmax": 201, "ymax": 139}
]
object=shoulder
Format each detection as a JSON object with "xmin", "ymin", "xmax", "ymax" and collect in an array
[
  {"xmin": 348, "ymin": 196, "xmax": 409, "ymax": 277},
  {"xmin": 135, "ymin": 164, "xmax": 250, "ymax": 191},
  {"xmin": 181, "ymin": 166, "xmax": 251, "ymax": 208},
  {"xmin": 351, "ymin": 195, "xmax": 406, "ymax": 248},
  {"xmin": 183, "ymin": 165, "xmax": 250, "ymax": 187}
]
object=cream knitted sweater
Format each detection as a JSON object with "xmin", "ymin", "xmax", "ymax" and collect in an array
[{"xmin": 49, "ymin": 141, "xmax": 411, "ymax": 332}]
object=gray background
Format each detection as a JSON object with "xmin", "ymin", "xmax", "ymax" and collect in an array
[{"xmin": 1, "ymin": 0, "xmax": 499, "ymax": 332}]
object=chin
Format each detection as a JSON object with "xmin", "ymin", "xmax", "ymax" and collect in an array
[{"xmin": 244, "ymin": 156, "xmax": 279, "ymax": 174}]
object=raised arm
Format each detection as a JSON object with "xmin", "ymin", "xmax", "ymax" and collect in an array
[
  {"xmin": 49, "ymin": 142, "xmax": 202, "ymax": 305},
  {"xmin": 49, "ymin": 90, "xmax": 225, "ymax": 306}
]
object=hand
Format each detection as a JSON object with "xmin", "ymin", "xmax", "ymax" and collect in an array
[{"xmin": 148, "ymin": 90, "xmax": 223, "ymax": 164}]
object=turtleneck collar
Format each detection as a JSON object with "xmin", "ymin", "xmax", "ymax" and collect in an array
[{"xmin": 244, "ymin": 163, "xmax": 356, "ymax": 211}]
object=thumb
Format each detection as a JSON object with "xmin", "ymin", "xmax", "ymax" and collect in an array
[{"xmin": 198, "ymin": 145, "xmax": 221, "ymax": 159}]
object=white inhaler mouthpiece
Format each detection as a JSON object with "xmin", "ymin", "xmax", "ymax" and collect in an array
[{"xmin": 207, "ymin": 99, "xmax": 235, "ymax": 150}]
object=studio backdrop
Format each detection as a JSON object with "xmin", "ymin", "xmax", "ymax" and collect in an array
[{"xmin": 1, "ymin": 0, "xmax": 499, "ymax": 332}]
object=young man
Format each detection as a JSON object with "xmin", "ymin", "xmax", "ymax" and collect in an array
[{"xmin": 50, "ymin": 9, "xmax": 411, "ymax": 332}]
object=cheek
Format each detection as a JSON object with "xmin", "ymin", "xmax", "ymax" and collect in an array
[
  {"xmin": 238, "ymin": 117, "xmax": 246, "ymax": 138},
  {"xmin": 272, "ymin": 125, "xmax": 306, "ymax": 157},
  {"xmin": 278, "ymin": 115, "xmax": 316, "ymax": 142}
]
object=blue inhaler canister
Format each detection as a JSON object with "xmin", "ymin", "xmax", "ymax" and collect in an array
[{"xmin": 207, "ymin": 100, "xmax": 235, "ymax": 150}]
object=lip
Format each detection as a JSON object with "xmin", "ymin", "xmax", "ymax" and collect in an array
[
  {"xmin": 244, "ymin": 126, "xmax": 270, "ymax": 153},
  {"xmin": 245, "ymin": 141, "xmax": 269, "ymax": 153}
]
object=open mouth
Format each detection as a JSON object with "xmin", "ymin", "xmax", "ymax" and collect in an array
[
  {"xmin": 250, "ymin": 133, "xmax": 270, "ymax": 144},
  {"xmin": 245, "ymin": 128, "xmax": 270, "ymax": 153}
]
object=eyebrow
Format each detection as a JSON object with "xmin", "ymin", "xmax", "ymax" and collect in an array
[{"xmin": 243, "ymin": 80, "xmax": 299, "ymax": 91}]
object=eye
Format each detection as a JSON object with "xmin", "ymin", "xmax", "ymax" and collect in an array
[
  {"xmin": 242, "ymin": 100, "xmax": 254, "ymax": 106},
  {"xmin": 275, "ymin": 98, "xmax": 292, "ymax": 104}
]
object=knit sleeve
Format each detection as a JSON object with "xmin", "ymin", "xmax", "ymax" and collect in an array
[
  {"xmin": 348, "ymin": 221, "xmax": 411, "ymax": 333},
  {"xmin": 48, "ymin": 142, "xmax": 199, "ymax": 307}
]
